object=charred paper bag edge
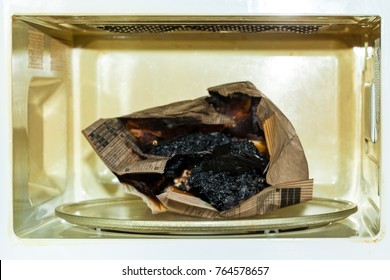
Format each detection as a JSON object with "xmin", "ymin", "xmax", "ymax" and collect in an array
[
  {"xmin": 209, "ymin": 81, "xmax": 310, "ymax": 185},
  {"xmin": 157, "ymin": 179, "xmax": 313, "ymax": 218},
  {"xmin": 82, "ymin": 81, "xmax": 313, "ymax": 218}
]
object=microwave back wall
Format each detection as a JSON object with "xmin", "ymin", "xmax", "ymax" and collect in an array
[{"xmin": 1, "ymin": 0, "xmax": 390, "ymax": 259}]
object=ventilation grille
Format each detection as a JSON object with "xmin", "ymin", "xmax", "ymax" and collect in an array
[{"xmin": 93, "ymin": 24, "xmax": 323, "ymax": 34}]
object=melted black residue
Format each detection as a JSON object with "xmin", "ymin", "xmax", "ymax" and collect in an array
[{"xmin": 147, "ymin": 132, "xmax": 269, "ymax": 211}]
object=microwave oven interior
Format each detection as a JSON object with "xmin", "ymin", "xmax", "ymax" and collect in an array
[{"xmin": 12, "ymin": 15, "xmax": 381, "ymax": 239}]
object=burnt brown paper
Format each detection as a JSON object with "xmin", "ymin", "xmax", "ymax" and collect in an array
[{"xmin": 82, "ymin": 81, "xmax": 313, "ymax": 218}]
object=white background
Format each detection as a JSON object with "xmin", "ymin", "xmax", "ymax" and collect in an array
[{"xmin": 1, "ymin": 260, "xmax": 388, "ymax": 279}]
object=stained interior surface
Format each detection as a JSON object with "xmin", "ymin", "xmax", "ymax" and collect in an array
[{"xmin": 12, "ymin": 15, "xmax": 381, "ymax": 238}]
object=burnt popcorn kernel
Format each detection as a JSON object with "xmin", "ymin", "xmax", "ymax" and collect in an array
[
  {"xmin": 187, "ymin": 140, "xmax": 269, "ymax": 211},
  {"xmin": 147, "ymin": 132, "xmax": 231, "ymax": 156},
  {"xmin": 148, "ymin": 132, "xmax": 269, "ymax": 211},
  {"xmin": 188, "ymin": 168, "xmax": 268, "ymax": 211},
  {"xmin": 200, "ymin": 140, "xmax": 269, "ymax": 175}
]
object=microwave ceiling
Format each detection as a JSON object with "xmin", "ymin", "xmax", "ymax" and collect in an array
[
  {"xmin": 15, "ymin": 15, "xmax": 380, "ymax": 45},
  {"xmin": 92, "ymin": 23, "xmax": 322, "ymax": 34}
]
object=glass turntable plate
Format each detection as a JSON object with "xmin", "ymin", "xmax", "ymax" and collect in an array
[{"xmin": 55, "ymin": 197, "xmax": 357, "ymax": 235}]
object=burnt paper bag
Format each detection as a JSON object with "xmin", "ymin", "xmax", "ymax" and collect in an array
[{"xmin": 82, "ymin": 81, "xmax": 313, "ymax": 218}]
